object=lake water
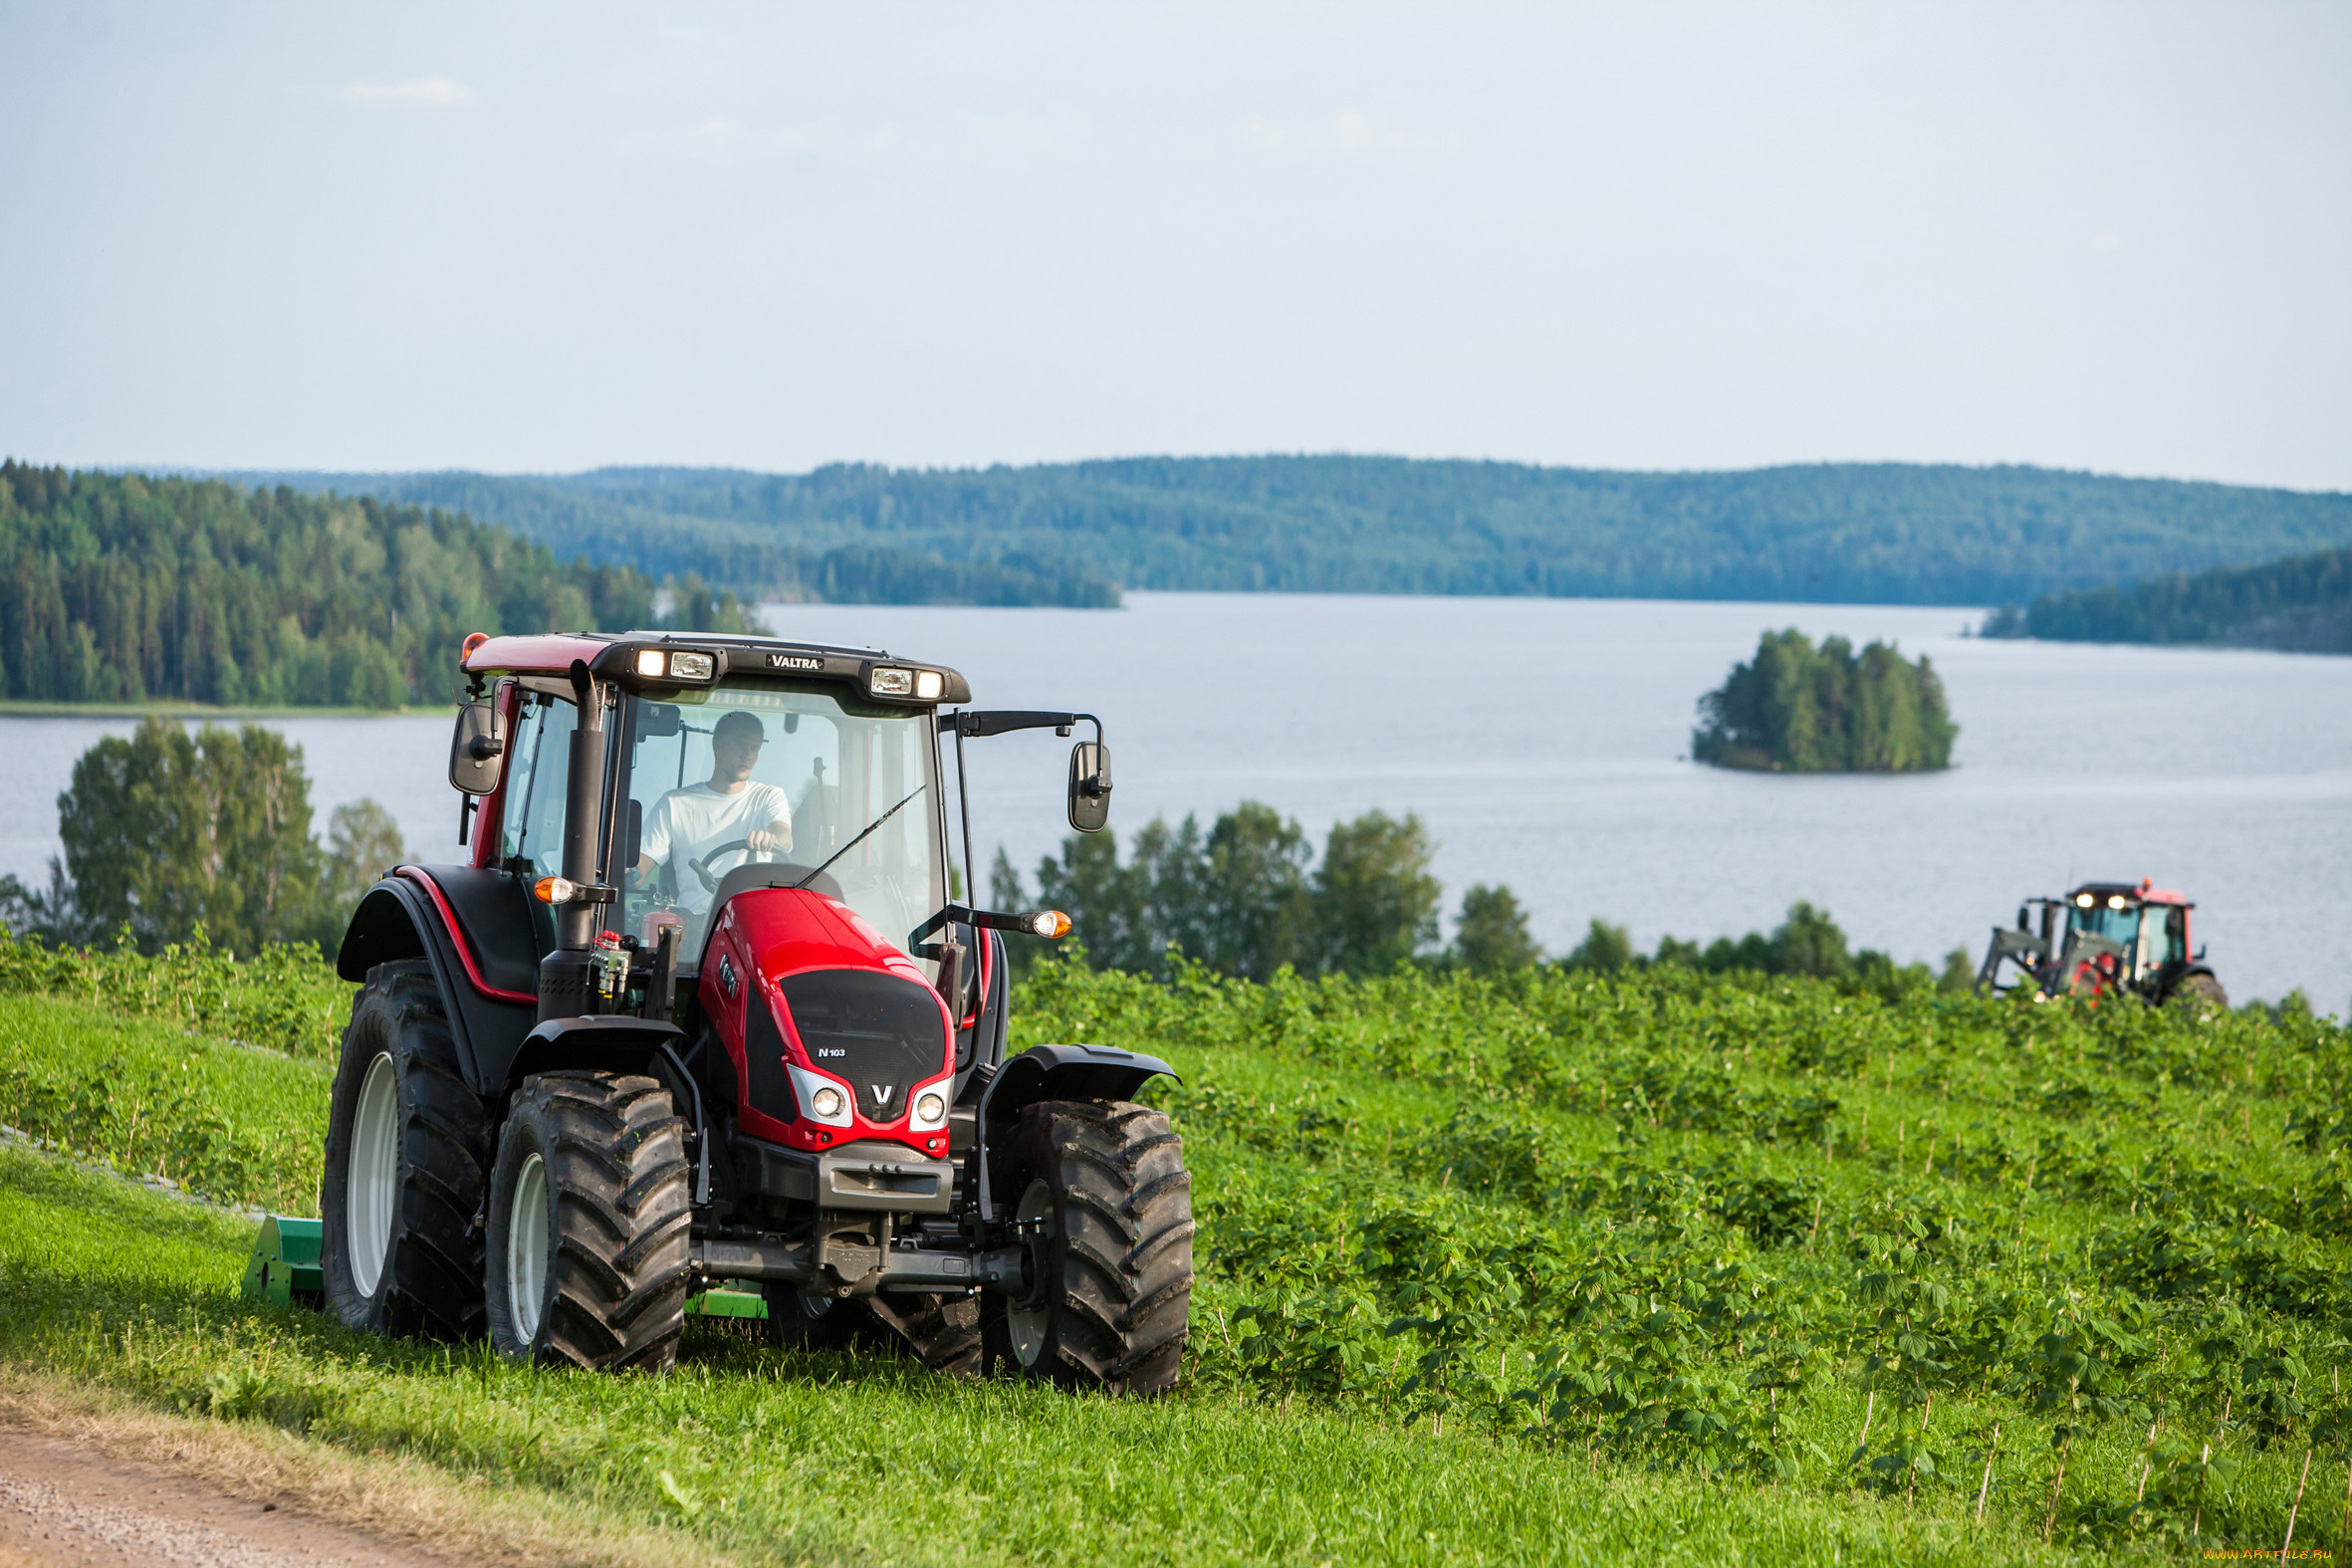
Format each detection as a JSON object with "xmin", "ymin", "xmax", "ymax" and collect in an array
[{"xmin": 2, "ymin": 592, "xmax": 2345, "ymax": 1009}]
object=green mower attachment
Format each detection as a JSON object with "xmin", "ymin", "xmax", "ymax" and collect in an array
[
  {"xmin": 684, "ymin": 1282, "xmax": 768, "ymax": 1320},
  {"xmin": 240, "ymin": 1214, "xmax": 768, "ymax": 1321},
  {"xmin": 241, "ymin": 1215, "xmax": 323, "ymax": 1307}
]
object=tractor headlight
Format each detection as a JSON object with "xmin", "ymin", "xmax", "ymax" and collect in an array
[
  {"xmin": 868, "ymin": 666, "xmax": 914, "ymax": 697},
  {"xmin": 915, "ymin": 1091, "xmax": 946, "ymax": 1125},
  {"xmin": 632, "ymin": 648, "xmax": 714, "ymax": 681},
  {"xmin": 812, "ymin": 1085, "xmax": 845, "ymax": 1119},
  {"xmin": 2075, "ymin": 893, "xmax": 2094, "ymax": 908},
  {"xmin": 2106, "ymin": 894, "xmax": 2126, "ymax": 910},
  {"xmin": 914, "ymin": 670, "xmax": 943, "ymax": 700}
]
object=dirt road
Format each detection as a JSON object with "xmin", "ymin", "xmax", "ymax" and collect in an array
[{"xmin": 0, "ymin": 1430, "xmax": 448, "ymax": 1568}]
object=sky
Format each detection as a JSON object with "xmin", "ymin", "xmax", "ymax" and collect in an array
[{"xmin": 3, "ymin": 2, "xmax": 2348, "ymax": 490}]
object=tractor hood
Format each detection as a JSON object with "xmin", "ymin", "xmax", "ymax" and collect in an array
[{"xmin": 700, "ymin": 887, "xmax": 956, "ymax": 1157}]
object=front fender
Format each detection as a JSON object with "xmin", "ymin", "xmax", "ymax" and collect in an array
[
  {"xmin": 335, "ymin": 875, "xmax": 535, "ymax": 1098},
  {"xmin": 974, "ymin": 1042, "xmax": 1178, "ymax": 1220},
  {"xmin": 502, "ymin": 1015, "xmax": 689, "ymax": 1105}
]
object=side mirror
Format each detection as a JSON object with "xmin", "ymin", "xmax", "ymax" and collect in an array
[
  {"xmin": 449, "ymin": 702, "xmax": 508, "ymax": 795},
  {"xmin": 1066, "ymin": 741, "xmax": 1111, "ymax": 834}
]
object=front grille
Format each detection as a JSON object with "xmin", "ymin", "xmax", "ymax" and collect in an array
[{"xmin": 778, "ymin": 969, "xmax": 948, "ymax": 1123}]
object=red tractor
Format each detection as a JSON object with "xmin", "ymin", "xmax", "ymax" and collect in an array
[
  {"xmin": 1974, "ymin": 878, "xmax": 2228, "ymax": 1008},
  {"xmin": 317, "ymin": 629, "xmax": 1193, "ymax": 1392}
]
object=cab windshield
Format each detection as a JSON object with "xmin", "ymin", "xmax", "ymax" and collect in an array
[
  {"xmin": 2066, "ymin": 899, "xmax": 2141, "ymax": 949},
  {"xmin": 619, "ymin": 680, "xmax": 942, "ymax": 967}
]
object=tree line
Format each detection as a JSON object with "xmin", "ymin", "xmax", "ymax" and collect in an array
[
  {"xmin": 224, "ymin": 468, "xmax": 1124, "ymax": 609},
  {"xmin": 989, "ymin": 802, "xmax": 1961, "ymax": 997},
  {"xmin": 1692, "ymin": 629, "xmax": 1957, "ymax": 773},
  {"xmin": 0, "ymin": 464, "xmax": 754, "ymax": 707},
  {"xmin": 1982, "ymin": 543, "xmax": 2352, "ymax": 653},
  {"xmin": 0, "ymin": 718, "xmax": 401, "ymax": 953},
  {"xmin": 241, "ymin": 458, "xmax": 2352, "ymax": 609},
  {"xmin": 989, "ymin": 805, "xmax": 1504, "ymax": 980}
]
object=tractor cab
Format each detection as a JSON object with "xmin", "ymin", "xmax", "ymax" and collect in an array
[{"xmin": 1975, "ymin": 877, "xmax": 2223, "ymax": 1008}]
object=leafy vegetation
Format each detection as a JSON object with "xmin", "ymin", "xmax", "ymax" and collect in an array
[
  {"xmin": 0, "ymin": 463, "xmax": 684, "ymax": 708},
  {"xmin": 0, "ymin": 927, "xmax": 350, "ymax": 1057},
  {"xmin": 1566, "ymin": 900, "xmax": 1978, "ymax": 1001},
  {"xmin": 2, "ymin": 937, "xmax": 2348, "ymax": 1561},
  {"xmin": 1983, "ymin": 545, "xmax": 2352, "ymax": 653},
  {"xmin": 1694, "ymin": 630, "xmax": 1958, "ymax": 773},
  {"xmin": 241, "ymin": 458, "xmax": 2352, "ymax": 608},
  {"xmin": 0, "ymin": 995, "xmax": 328, "ymax": 1212},
  {"xmin": 0, "ymin": 718, "xmax": 405, "ymax": 951}
]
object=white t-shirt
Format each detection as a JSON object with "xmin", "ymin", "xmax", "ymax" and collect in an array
[{"xmin": 642, "ymin": 782, "xmax": 794, "ymax": 906}]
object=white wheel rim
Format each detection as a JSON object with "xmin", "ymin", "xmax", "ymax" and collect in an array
[
  {"xmin": 348, "ymin": 1052, "xmax": 398, "ymax": 1297},
  {"xmin": 508, "ymin": 1152, "xmax": 550, "ymax": 1344},
  {"xmin": 1008, "ymin": 1178, "xmax": 1055, "ymax": 1368}
]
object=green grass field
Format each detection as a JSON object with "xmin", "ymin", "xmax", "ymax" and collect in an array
[{"xmin": 2, "ymin": 936, "xmax": 2348, "ymax": 1564}]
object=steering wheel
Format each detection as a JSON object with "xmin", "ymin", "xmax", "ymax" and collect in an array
[{"xmin": 687, "ymin": 837, "xmax": 778, "ymax": 895}]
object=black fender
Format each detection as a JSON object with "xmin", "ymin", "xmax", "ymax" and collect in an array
[
  {"xmin": 501, "ymin": 1015, "xmax": 689, "ymax": 1104},
  {"xmin": 335, "ymin": 868, "xmax": 538, "ymax": 1099},
  {"xmin": 505, "ymin": 1015, "xmax": 711, "ymax": 1204},
  {"xmin": 973, "ymin": 1042, "xmax": 1178, "ymax": 1221}
]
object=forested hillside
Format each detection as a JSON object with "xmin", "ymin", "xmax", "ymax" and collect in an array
[
  {"xmin": 0, "ymin": 463, "xmax": 660, "ymax": 706},
  {"xmin": 238, "ymin": 458, "xmax": 2352, "ymax": 608},
  {"xmin": 229, "ymin": 468, "xmax": 1123, "ymax": 608},
  {"xmin": 1983, "ymin": 544, "xmax": 2352, "ymax": 652}
]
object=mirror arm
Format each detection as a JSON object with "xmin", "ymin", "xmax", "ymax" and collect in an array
[{"xmin": 942, "ymin": 710, "xmax": 1102, "ymax": 746}]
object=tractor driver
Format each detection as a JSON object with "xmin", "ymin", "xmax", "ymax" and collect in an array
[{"xmin": 634, "ymin": 710, "xmax": 793, "ymax": 909}]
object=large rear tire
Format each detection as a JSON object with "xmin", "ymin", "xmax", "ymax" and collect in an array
[
  {"xmin": 485, "ymin": 1071, "xmax": 693, "ymax": 1371},
  {"xmin": 2170, "ymin": 971, "xmax": 2230, "ymax": 1010},
  {"xmin": 996, "ymin": 1099, "xmax": 1193, "ymax": 1396},
  {"xmin": 321, "ymin": 962, "xmax": 491, "ymax": 1341}
]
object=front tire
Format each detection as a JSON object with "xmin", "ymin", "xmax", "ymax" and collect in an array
[
  {"xmin": 485, "ymin": 1071, "xmax": 693, "ymax": 1371},
  {"xmin": 997, "ymin": 1099, "xmax": 1194, "ymax": 1396},
  {"xmin": 321, "ymin": 962, "xmax": 491, "ymax": 1340}
]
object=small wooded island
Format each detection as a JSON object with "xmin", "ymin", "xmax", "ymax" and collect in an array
[{"xmin": 1692, "ymin": 629, "xmax": 1957, "ymax": 772}]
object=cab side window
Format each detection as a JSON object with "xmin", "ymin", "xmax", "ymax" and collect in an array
[{"xmin": 500, "ymin": 696, "xmax": 578, "ymax": 876}]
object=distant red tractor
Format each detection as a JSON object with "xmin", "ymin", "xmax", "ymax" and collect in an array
[
  {"xmin": 1975, "ymin": 878, "xmax": 2228, "ymax": 1008},
  {"xmin": 315, "ymin": 628, "xmax": 1193, "ymax": 1391}
]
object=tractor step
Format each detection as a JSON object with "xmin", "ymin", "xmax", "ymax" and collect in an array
[{"xmin": 241, "ymin": 1215, "xmax": 324, "ymax": 1307}]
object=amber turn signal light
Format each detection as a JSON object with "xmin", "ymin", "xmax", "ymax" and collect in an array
[
  {"xmin": 533, "ymin": 877, "xmax": 614, "ymax": 906},
  {"xmin": 1027, "ymin": 910, "xmax": 1071, "ymax": 939}
]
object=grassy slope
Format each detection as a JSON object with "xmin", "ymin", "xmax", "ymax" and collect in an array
[
  {"xmin": 0, "ymin": 1147, "xmax": 2054, "ymax": 1567},
  {"xmin": 2, "ymin": 944, "xmax": 2349, "ymax": 1564}
]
